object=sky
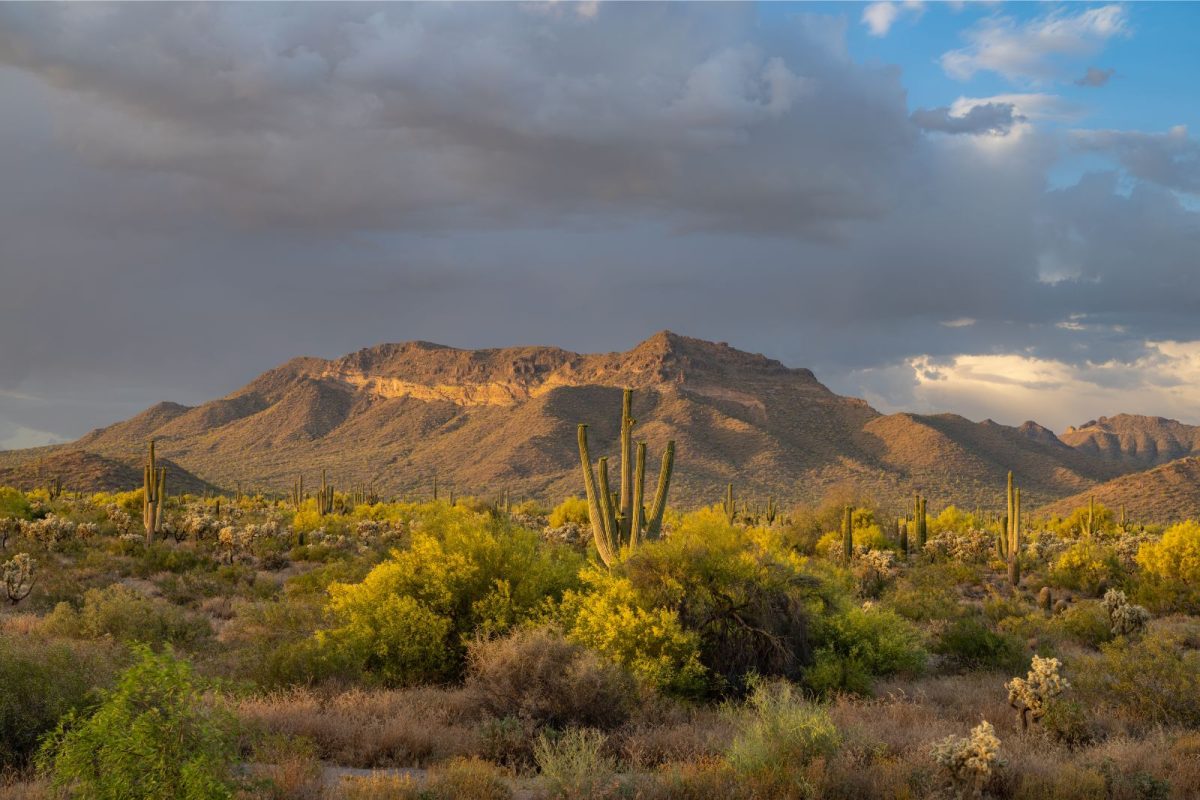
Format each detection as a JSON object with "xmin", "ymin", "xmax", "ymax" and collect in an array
[{"xmin": 1, "ymin": 1, "xmax": 1199, "ymax": 447}]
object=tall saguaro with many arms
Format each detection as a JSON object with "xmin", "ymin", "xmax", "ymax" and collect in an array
[{"xmin": 578, "ymin": 388, "xmax": 675, "ymax": 567}]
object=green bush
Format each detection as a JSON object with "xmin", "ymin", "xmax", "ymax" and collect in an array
[
  {"xmin": 44, "ymin": 584, "xmax": 211, "ymax": 648},
  {"xmin": 806, "ymin": 605, "xmax": 925, "ymax": 695},
  {"xmin": 933, "ymin": 617, "xmax": 1024, "ymax": 672},
  {"xmin": 1056, "ymin": 601, "xmax": 1115, "ymax": 649},
  {"xmin": 0, "ymin": 486, "xmax": 33, "ymax": 520},
  {"xmin": 620, "ymin": 508, "xmax": 822, "ymax": 693},
  {"xmin": 38, "ymin": 646, "xmax": 239, "ymax": 800},
  {"xmin": 0, "ymin": 637, "xmax": 120, "ymax": 769},
  {"xmin": 1075, "ymin": 628, "xmax": 1200, "ymax": 727},
  {"xmin": 1049, "ymin": 540, "xmax": 1122, "ymax": 596}
]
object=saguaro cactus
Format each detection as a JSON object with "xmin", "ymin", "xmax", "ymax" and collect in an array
[
  {"xmin": 722, "ymin": 483, "xmax": 737, "ymax": 525},
  {"xmin": 143, "ymin": 440, "xmax": 166, "ymax": 546},
  {"xmin": 1080, "ymin": 496, "xmax": 1097, "ymax": 539},
  {"xmin": 1001, "ymin": 471, "xmax": 1022, "ymax": 586},
  {"xmin": 578, "ymin": 388, "xmax": 675, "ymax": 567},
  {"xmin": 291, "ymin": 475, "xmax": 305, "ymax": 510},
  {"xmin": 913, "ymin": 492, "xmax": 928, "ymax": 552},
  {"xmin": 316, "ymin": 469, "xmax": 334, "ymax": 516},
  {"xmin": 842, "ymin": 505, "xmax": 854, "ymax": 564}
]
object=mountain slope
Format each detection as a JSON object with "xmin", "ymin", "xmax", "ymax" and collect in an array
[
  {"xmin": 1060, "ymin": 414, "xmax": 1200, "ymax": 468},
  {"xmin": 0, "ymin": 332, "xmax": 1184, "ymax": 513},
  {"xmin": 1040, "ymin": 457, "xmax": 1200, "ymax": 523}
]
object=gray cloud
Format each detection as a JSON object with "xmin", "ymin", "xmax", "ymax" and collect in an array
[
  {"xmin": 1071, "ymin": 127, "xmax": 1200, "ymax": 193},
  {"xmin": 0, "ymin": 3, "xmax": 1196, "ymax": 441},
  {"xmin": 910, "ymin": 102, "xmax": 1024, "ymax": 135},
  {"xmin": 1074, "ymin": 66, "xmax": 1115, "ymax": 87}
]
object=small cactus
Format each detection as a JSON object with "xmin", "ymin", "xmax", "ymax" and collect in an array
[
  {"xmin": 722, "ymin": 483, "xmax": 736, "ymax": 525},
  {"xmin": 1102, "ymin": 588, "xmax": 1150, "ymax": 637},
  {"xmin": 1007, "ymin": 655, "xmax": 1069, "ymax": 730},
  {"xmin": 2, "ymin": 552, "xmax": 35, "ymax": 604},
  {"xmin": 931, "ymin": 720, "xmax": 1003, "ymax": 800}
]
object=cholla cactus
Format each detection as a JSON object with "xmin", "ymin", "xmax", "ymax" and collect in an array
[
  {"xmin": 1114, "ymin": 531, "xmax": 1153, "ymax": 569},
  {"xmin": 21, "ymin": 514, "xmax": 77, "ymax": 551},
  {"xmin": 0, "ymin": 517, "xmax": 20, "ymax": 550},
  {"xmin": 1102, "ymin": 589, "xmax": 1150, "ymax": 637},
  {"xmin": 925, "ymin": 529, "xmax": 994, "ymax": 563},
  {"xmin": 1006, "ymin": 656, "xmax": 1069, "ymax": 730},
  {"xmin": 931, "ymin": 720, "xmax": 1003, "ymax": 799},
  {"xmin": 104, "ymin": 504, "xmax": 135, "ymax": 536},
  {"xmin": 3, "ymin": 553, "xmax": 36, "ymax": 604},
  {"xmin": 76, "ymin": 522, "xmax": 99, "ymax": 540},
  {"xmin": 853, "ymin": 547, "xmax": 898, "ymax": 598},
  {"xmin": 217, "ymin": 525, "xmax": 255, "ymax": 564}
]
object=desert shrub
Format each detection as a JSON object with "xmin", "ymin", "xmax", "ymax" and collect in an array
[
  {"xmin": 1055, "ymin": 600, "xmax": 1114, "ymax": 648},
  {"xmin": 1136, "ymin": 521, "xmax": 1200, "ymax": 612},
  {"xmin": 533, "ymin": 728, "xmax": 621, "ymax": 800},
  {"xmin": 883, "ymin": 564, "xmax": 969, "ymax": 622},
  {"xmin": 423, "ymin": 757, "xmax": 512, "ymax": 800},
  {"xmin": 37, "ymin": 646, "xmax": 238, "ymax": 800},
  {"xmin": 933, "ymin": 617, "xmax": 1023, "ymax": 672},
  {"xmin": 1077, "ymin": 628, "xmax": 1200, "ymax": 727},
  {"xmin": 1039, "ymin": 697, "xmax": 1094, "ymax": 746},
  {"xmin": 0, "ymin": 637, "xmax": 120, "ymax": 769},
  {"xmin": 1050, "ymin": 540, "xmax": 1122, "ymax": 596},
  {"xmin": 929, "ymin": 505, "xmax": 984, "ymax": 535},
  {"xmin": 464, "ymin": 626, "xmax": 634, "ymax": 729},
  {"xmin": 0, "ymin": 488, "xmax": 33, "ymax": 520},
  {"xmin": 619, "ymin": 509, "xmax": 822, "ymax": 694},
  {"xmin": 561, "ymin": 567, "xmax": 706, "ymax": 696},
  {"xmin": 318, "ymin": 592, "xmax": 453, "ymax": 686},
  {"xmin": 724, "ymin": 678, "xmax": 839, "ymax": 797},
  {"xmin": 1050, "ymin": 503, "xmax": 1115, "ymax": 539},
  {"xmin": 930, "ymin": 720, "xmax": 1002, "ymax": 800},
  {"xmin": 248, "ymin": 734, "xmax": 323, "ymax": 800},
  {"xmin": 548, "ymin": 497, "xmax": 589, "ymax": 528},
  {"xmin": 315, "ymin": 515, "xmax": 582, "ymax": 685},
  {"xmin": 806, "ymin": 605, "xmax": 925, "ymax": 695},
  {"xmin": 43, "ymin": 584, "xmax": 211, "ymax": 648},
  {"xmin": 816, "ymin": 523, "xmax": 893, "ymax": 558}
]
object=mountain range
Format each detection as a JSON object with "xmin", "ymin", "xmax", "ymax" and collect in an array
[{"xmin": 2, "ymin": 332, "xmax": 1198, "ymax": 520}]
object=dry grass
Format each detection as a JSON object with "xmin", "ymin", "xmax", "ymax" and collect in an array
[
  {"xmin": 237, "ymin": 687, "xmax": 479, "ymax": 768},
  {"xmin": 0, "ymin": 775, "xmax": 47, "ymax": 800}
]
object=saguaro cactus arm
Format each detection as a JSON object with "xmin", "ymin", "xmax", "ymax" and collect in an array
[
  {"xmin": 645, "ymin": 441, "xmax": 674, "ymax": 539},
  {"xmin": 578, "ymin": 424, "xmax": 618, "ymax": 567}
]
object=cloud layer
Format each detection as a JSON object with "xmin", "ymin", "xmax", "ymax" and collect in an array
[{"xmin": 0, "ymin": 3, "xmax": 1197, "ymax": 440}]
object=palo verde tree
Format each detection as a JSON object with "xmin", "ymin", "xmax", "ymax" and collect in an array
[{"xmin": 577, "ymin": 388, "xmax": 675, "ymax": 567}]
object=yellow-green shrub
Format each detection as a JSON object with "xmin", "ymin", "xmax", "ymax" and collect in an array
[
  {"xmin": 548, "ymin": 496, "xmax": 589, "ymax": 528},
  {"xmin": 562, "ymin": 567, "xmax": 705, "ymax": 696},
  {"xmin": 1049, "ymin": 540, "xmax": 1122, "ymax": 595},
  {"xmin": 1136, "ymin": 520, "xmax": 1200, "ymax": 611}
]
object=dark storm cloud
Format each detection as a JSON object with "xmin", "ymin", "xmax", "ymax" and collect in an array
[
  {"xmin": 910, "ymin": 102, "xmax": 1024, "ymax": 135},
  {"xmin": 1074, "ymin": 66, "xmax": 1115, "ymax": 87},
  {"xmin": 0, "ymin": 3, "xmax": 1197, "ymax": 439}
]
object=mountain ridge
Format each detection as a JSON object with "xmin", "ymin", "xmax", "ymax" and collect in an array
[{"xmin": 3, "ymin": 332, "xmax": 1198, "ymax": 516}]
